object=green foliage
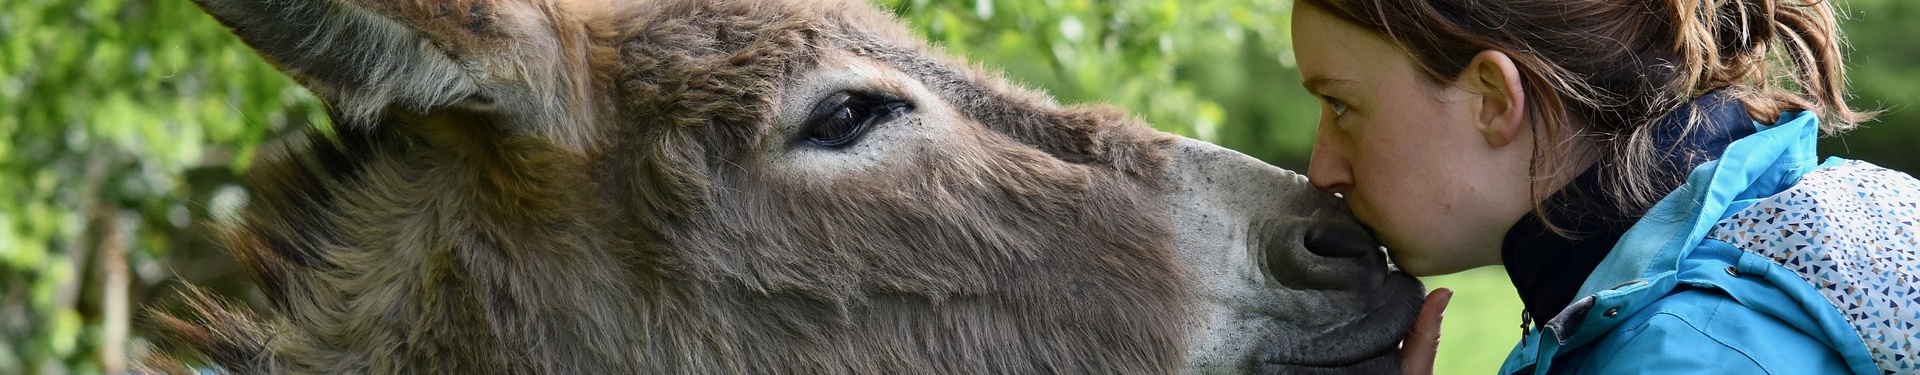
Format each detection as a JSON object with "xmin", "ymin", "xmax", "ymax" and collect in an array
[
  {"xmin": 1822, "ymin": 0, "xmax": 1920, "ymax": 172},
  {"xmin": 1420, "ymin": 269, "xmax": 1523, "ymax": 374},
  {"xmin": 2, "ymin": 0, "xmax": 319, "ymax": 372},
  {"xmin": 881, "ymin": 0, "xmax": 1325, "ymax": 168}
]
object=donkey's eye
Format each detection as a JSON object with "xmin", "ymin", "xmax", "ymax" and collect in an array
[{"xmin": 801, "ymin": 91, "xmax": 909, "ymax": 148}]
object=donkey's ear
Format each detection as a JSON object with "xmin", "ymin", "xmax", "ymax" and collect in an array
[{"xmin": 194, "ymin": 0, "xmax": 590, "ymax": 143}]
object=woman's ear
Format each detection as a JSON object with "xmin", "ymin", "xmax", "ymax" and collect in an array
[{"xmin": 1458, "ymin": 50, "xmax": 1528, "ymax": 148}]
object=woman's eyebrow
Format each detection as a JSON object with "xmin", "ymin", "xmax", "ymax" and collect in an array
[{"xmin": 1302, "ymin": 77, "xmax": 1361, "ymax": 96}]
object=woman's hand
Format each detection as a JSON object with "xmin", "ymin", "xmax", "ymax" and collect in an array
[{"xmin": 1402, "ymin": 287, "xmax": 1453, "ymax": 375}]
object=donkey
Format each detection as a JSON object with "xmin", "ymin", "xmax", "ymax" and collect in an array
[{"xmin": 152, "ymin": 0, "xmax": 1424, "ymax": 373}]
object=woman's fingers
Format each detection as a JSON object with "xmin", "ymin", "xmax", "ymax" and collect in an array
[{"xmin": 1402, "ymin": 287, "xmax": 1453, "ymax": 375}]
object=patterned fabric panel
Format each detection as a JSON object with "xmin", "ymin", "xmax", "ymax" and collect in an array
[{"xmin": 1709, "ymin": 160, "xmax": 1920, "ymax": 375}]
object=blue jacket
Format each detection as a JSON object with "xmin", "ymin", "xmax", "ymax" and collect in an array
[{"xmin": 1497, "ymin": 111, "xmax": 1920, "ymax": 374}]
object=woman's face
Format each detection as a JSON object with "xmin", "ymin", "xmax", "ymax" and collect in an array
[{"xmin": 1290, "ymin": 3, "xmax": 1538, "ymax": 275}]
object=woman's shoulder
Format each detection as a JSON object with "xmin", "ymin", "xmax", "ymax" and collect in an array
[
  {"xmin": 1706, "ymin": 157, "xmax": 1919, "ymax": 375},
  {"xmin": 1573, "ymin": 288, "xmax": 1851, "ymax": 374},
  {"xmin": 1710, "ymin": 158, "xmax": 1917, "ymax": 254}
]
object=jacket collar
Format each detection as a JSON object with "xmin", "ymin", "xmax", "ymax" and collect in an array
[
  {"xmin": 1532, "ymin": 108, "xmax": 1820, "ymax": 355},
  {"xmin": 1501, "ymin": 91, "xmax": 1757, "ymax": 318}
]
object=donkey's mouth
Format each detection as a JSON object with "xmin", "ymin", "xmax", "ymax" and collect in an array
[
  {"xmin": 1258, "ymin": 352, "xmax": 1399, "ymax": 375},
  {"xmin": 1257, "ymin": 271, "xmax": 1423, "ymax": 373}
]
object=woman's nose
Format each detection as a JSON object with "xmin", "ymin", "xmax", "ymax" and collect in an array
[{"xmin": 1307, "ymin": 128, "xmax": 1353, "ymax": 195}]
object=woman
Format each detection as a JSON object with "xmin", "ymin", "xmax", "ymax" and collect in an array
[{"xmin": 1287, "ymin": 0, "xmax": 1919, "ymax": 373}]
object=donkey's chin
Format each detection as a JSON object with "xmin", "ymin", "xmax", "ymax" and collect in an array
[
  {"xmin": 1257, "ymin": 271, "xmax": 1423, "ymax": 374},
  {"xmin": 1260, "ymin": 354, "xmax": 1400, "ymax": 375},
  {"xmin": 1174, "ymin": 267, "xmax": 1423, "ymax": 375}
]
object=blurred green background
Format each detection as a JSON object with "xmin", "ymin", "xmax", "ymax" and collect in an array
[{"xmin": 2, "ymin": 0, "xmax": 1913, "ymax": 373}]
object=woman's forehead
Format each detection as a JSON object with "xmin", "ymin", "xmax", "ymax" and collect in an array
[{"xmin": 1291, "ymin": 7, "xmax": 1418, "ymax": 95}]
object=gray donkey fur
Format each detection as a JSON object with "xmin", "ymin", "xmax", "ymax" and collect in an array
[{"xmin": 150, "ymin": 0, "xmax": 1423, "ymax": 373}]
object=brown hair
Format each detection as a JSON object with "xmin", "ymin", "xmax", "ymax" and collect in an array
[{"xmin": 1298, "ymin": 0, "xmax": 1875, "ymax": 233}]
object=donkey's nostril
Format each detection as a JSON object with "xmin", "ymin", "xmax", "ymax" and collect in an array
[
  {"xmin": 1259, "ymin": 217, "xmax": 1384, "ymax": 292},
  {"xmin": 1300, "ymin": 219, "xmax": 1376, "ymax": 258}
]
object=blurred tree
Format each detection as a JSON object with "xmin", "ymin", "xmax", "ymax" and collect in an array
[
  {"xmin": 1823, "ymin": 0, "xmax": 1920, "ymax": 172},
  {"xmin": 1, "ymin": 0, "xmax": 321, "ymax": 373},
  {"xmin": 881, "ymin": 0, "xmax": 1325, "ymax": 169}
]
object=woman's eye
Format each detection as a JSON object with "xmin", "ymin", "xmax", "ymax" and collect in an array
[
  {"xmin": 802, "ymin": 91, "xmax": 909, "ymax": 148},
  {"xmin": 1322, "ymin": 95, "xmax": 1349, "ymax": 116}
]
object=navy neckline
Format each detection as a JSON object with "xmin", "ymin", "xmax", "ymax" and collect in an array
[{"xmin": 1500, "ymin": 91, "xmax": 1758, "ymax": 319}]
